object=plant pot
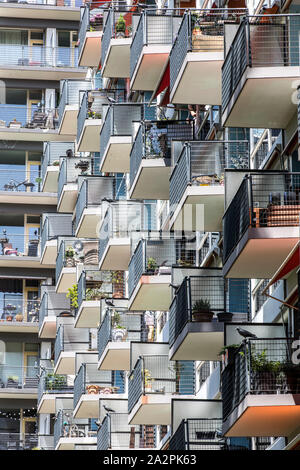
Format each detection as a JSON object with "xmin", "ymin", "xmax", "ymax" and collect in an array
[
  {"xmin": 112, "ymin": 292, "xmax": 123, "ymax": 299},
  {"xmin": 112, "ymin": 328, "xmax": 127, "ymax": 342},
  {"xmin": 15, "ymin": 315, "xmax": 23, "ymax": 322},
  {"xmin": 66, "ymin": 257, "xmax": 75, "ymax": 267},
  {"xmin": 6, "ymin": 316, "xmax": 13, "ymax": 321},
  {"xmin": 116, "ymin": 31, "xmax": 125, "ymax": 38},
  {"xmin": 145, "ymin": 385, "xmax": 152, "ymax": 393},
  {"xmin": 192, "ymin": 310, "xmax": 214, "ymax": 322},
  {"xmin": 217, "ymin": 312, "xmax": 233, "ymax": 323}
]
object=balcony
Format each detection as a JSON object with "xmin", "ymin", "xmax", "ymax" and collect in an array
[
  {"xmin": 41, "ymin": 142, "xmax": 74, "ymax": 193},
  {"xmin": 98, "ymin": 310, "xmax": 152, "ymax": 371},
  {"xmin": 222, "ymin": 338, "xmax": 300, "ymax": 437},
  {"xmin": 73, "ymin": 363, "xmax": 125, "ymax": 418},
  {"xmin": 0, "ymin": 294, "xmax": 39, "ymax": 332},
  {"xmin": 223, "ymin": 172, "xmax": 300, "ymax": 278},
  {"xmin": 0, "ymin": 229, "xmax": 42, "ymax": 268},
  {"xmin": 100, "ymin": 103, "xmax": 142, "ymax": 173},
  {"xmin": 0, "ymin": 44, "xmax": 85, "ymax": 80},
  {"xmin": 54, "ymin": 322, "xmax": 91, "ymax": 374},
  {"xmin": 128, "ymin": 232, "xmax": 196, "ymax": 311},
  {"xmin": 37, "ymin": 367, "xmax": 74, "ymax": 414},
  {"xmin": 97, "ymin": 413, "xmax": 157, "ymax": 450},
  {"xmin": 98, "ymin": 201, "xmax": 156, "ymax": 271},
  {"xmin": 78, "ymin": 4, "xmax": 103, "ymax": 67},
  {"xmin": 54, "ymin": 409, "xmax": 97, "ymax": 450},
  {"xmin": 57, "ymin": 156, "xmax": 90, "ymax": 213},
  {"xmin": 0, "ymin": 0, "xmax": 82, "ymax": 22},
  {"xmin": 169, "ymin": 140, "xmax": 249, "ymax": 232},
  {"xmin": 75, "ymin": 176, "xmax": 114, "ymax": 238},
  {"xmin": 0, "ymin": 365, "xmax": 39, "ymax": 399},
  {"xmin": 75, "ymin": 270, "xmax": 112, "ymax": 328},
  {"xmin": 170, "ymin": 418, "xmax": 227, "ymax": 450},
  {"xmin": 169, "ymin": 273, "xmax": 249, "ymax": 361},
  {"xmin": 38, "ymin": 285, "xmax": 71, "ymax": 339},
  {"xmin": 129, "ymin": 120, "xmax": 194, "ymax": 200},
  {"xmin": 130, "ymin": 10, "xmax": 181, "ymax": 91},
  {"xmin": 76, "ymin": 90, "xmax": 103, "ymax": 152},
  {"xmin": 40, "ymin": 213, "xmax": 72, "ymax": 266},
  {"xmin": 58, "ymin": 80, "xmax": 91, "ymax": 136},
  {"xmin": 55, "ymin": 238, "xmax": 99, "ymax": 293},
  {"xmin": 222, "ymin": 14, "xmax": 300, "ymax": 129},
  {"xmin": 101, "ymin": 7, "xmax": 133, "ymax": 78},
  {"xmin": 128, "ymin": 349, "xmax": 195, "ymax": 425},
  {"xmin": 169, "ymin": 9, "xmax": 244, "ymax": 105},
  {"xmin": 0, "ymin": 433, "xmax": 38, "ymax": 451}
]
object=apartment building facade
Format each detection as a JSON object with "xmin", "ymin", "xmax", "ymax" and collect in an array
[{"xmin": 0, "ymin": 0, "xmax": 299, "ymax": 452}]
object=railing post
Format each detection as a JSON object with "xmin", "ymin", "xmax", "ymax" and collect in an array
[
  {"xmin": 248, "ymin": 174, "xmax": 254, "ymax": 227},
  {"xmin": 246, "ymin": 340, "xmax": 251, "ymax": 393},
  {"xmin": 246, "ymin": 16, "xmax": 251, "ymax": 67},
  {"xmin": 185, "ymin": 419, "xmax": 189, "ymax": 450},
  {"xmin": 187, "ymin": 277, "xmax": 192, "ymax": 321}
]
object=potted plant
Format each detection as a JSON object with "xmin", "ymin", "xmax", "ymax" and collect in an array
[
  {"xmin": 146, "ymin": 257, "xmax": 157, "ymax": 274},
  {"xmin": 86, "ymin": 288, "xmax": 105, "ymax": 301},
  {"xmin": 240, "ymin": 347, "xmax": 282, "ymax": 393},
  {"xmin": 111, "ymin": 310, "xmax": 127, "ymax": 341},
  {"xmin": 66, "ymin": 284, "xmax": 78, "ymax": 310},
  {"xmin": 15, "ymin": 314, "xmax": 23, "ymax": 322},
  {"xmin": 218, "ymin": 344, "xmax": 240, "ymax": 367},
  {"xmin": 143, "ymin": 368, "xmax": 153, "ymax": 393},
  {"xmin": 115, "ymin": 14, "xmax": 126, "ymax": 38},
  {"xmin": 65, "ymin": 246, "xmax": 75, "ymax": 267},
  {"xmin": 52, "ymin": 160, "xmax": 60, "ymax": 166},
  {"xmin": 111, "ymin": 270, "xmax": 124, "ymax": 298},
  {"xmin": 192, "ymin": 299, "xmax": 214, "ymax": 322},
  {"xmin": 75, "ymin": 159, "xmax": 90, "ymax": 174},
  {"xmin": 217, "ymin": 311, "xmax": 233, "ymax": 323},
  {"xmin": 6, "ymin": 315, "xmax": 13, "ymax": 321}
]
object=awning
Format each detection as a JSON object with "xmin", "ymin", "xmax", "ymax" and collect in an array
[
  {"xmin": 269, "ymin": 241, "xmax": 300, "ymax": 286},
  {"xmin": 149, "ymin": 60, "xmax": 170, "ymax": 105}
]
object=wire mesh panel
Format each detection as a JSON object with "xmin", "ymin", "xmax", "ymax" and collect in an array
[
  {"xmin": 101, "ymin": 6, "xmax": 133, "ymax": 68},
  {"xmin": 73, "ymin": 363, "xmax": 114, "ymax": 409},
  {"xmin": 78, "ymin": 5, "xmax": 103, "ymax": 57},
  {"xmin": 38, "ymin": 368, "xmax": 73, "ymax": 405},
  {"xmin": 42, "ymin": 142, "xmax": 74, "ymax": 183},
  {"xmin": 54, "ymin": 409, "xmax": 90, "ymax": 448},
  {"xmin": 58, "ymin": 80, "xmax": 91, "ymax": 127},
  {"xmin": 170, "ymin": 419, "xmax": 227, "ymax": 450},
  {"xmin": 40, "ymin": 214, "xmax": 72, "ymax": 256},
  {"xmin": 54, "ymin": 323, "xmax": 90, "ymax": 366}
]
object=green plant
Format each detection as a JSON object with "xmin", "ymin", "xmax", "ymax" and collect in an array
[
  {"xmin": 110, "ymin": 270, "xmax": 123, "ymax": 284},
  {"xmin": 239, "ymin": 346, "xmax": 282, "ymax": 373},
  {"xmin": 45, "ymin": 372, "xmax": 66, "ymax": 390},
  {"xmin": 192, "ymin": 299, "xmax": 211, "ymax": 312},
  {"xmin": 116, "ymin": 14, "xmax": 126, "ymax": 33},
  {"xmin": 65, "ymin": 246, "xmax": 75, "ymax": 258},
  {"xmin": 52, "ymin": 160, "xmax": 59, "ymax": 166},
  {"xmin": 147, "ymin": 257, "xmax": 157, "ymax": 272},
  {"xmin": 85, "ymin": 288, "xmax": 106, "ymax": 301},
  {"xmin": 66, "ymin": 284, "xmax": 78, "ymax": 309},
  {"xmin": 143, "ymin": 369, "xmax": 153, "ymax": 386},
  {"xmin": 218, "ymin": 344, "xmax": 240, "ymax": 357},
  {"xmin": 7, "ymin": 375, "xmax": 19, "ymax": 382},
  {"xmin": 35, "ymin": 177, "xmax": 42, "ymax": 183}
]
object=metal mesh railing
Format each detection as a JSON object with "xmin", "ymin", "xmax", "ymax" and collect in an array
[
  {"xmin": 41, "ymin": 141, "xmax": 74, "ymax": 184},
  {"xmin": 223, "ymin": 172, "xmax": 300, "ymax": 263},
  {"xmin": 73, "ymin": 363, "xmax": 115, "ymax": 409},
  {"xmin": 0, "ymin": 104, "xmax": 57, "ymax": 130},
  {"xmin": 38, "ymin": 368, "xmax": 73, "ymax": 405},
  {"xmin": 54, "ymin": 409, "xmax": 92, "ymax": 448},
  {"xmin": 170, "ymin": 419, "xmax": 226, "ymax": 450},
  {"xmin": 101, "ymin": 7, "xmax": 133, "ymax": 69},
  {"xmin": 40, "ymin": 214, "xmax": 72, "ymax": 257},
  {"xmin": 0, "ymin": 433, "xmax": 38, "ymax": 451},
  {"xmin": 222, "ymin": 338, "xmax": 300, "ymax": 421},
  {"xmin": 0, "ymin": 295, "xmax": 39, "ymax": 323},
  {"xmin": 58, "ymin": 80, "xmax": 91, "ymax": 127},
  {"xmin": 128, "ymin": 356, "xmax": 195, "ymax": 414},
  {"xmin": 78, "ymin": 5, "xmax": 103, "ymax": 57},
  {"xmin": 54, "ymin": 323, "xmax": 90, "ymax": 367}
]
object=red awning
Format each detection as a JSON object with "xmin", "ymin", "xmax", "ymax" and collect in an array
[{"xmin": 270, "ymin": 242, "xmax": 300, "ymax": 285}]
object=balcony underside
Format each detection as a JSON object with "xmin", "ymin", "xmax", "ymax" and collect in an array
[
  {"xmin": 55, "ymin": 437, "xmax": 97, "ymax": 451},
  {"xmin": 38, "ymin": 393, "xmax": 73, "ymax": 414},
  {"xmin": 0, "ymin": 191, "xmax": 56, "ymax": 205},
  {"xmin": 57, "ymin": 184, "xmax": 78, "ymax": 213},
  {"xmin": 39, "ymin": 316, "xmax": 57, "ymax": 339},
  {"xmin": 54, "ymin": 351, "xmax": 76, "ymax": 375},
  {"xmin": 102, "ymin": 38, "xmax": 131, "ymax": 78},
  {"xmin": 0, "ymin": 66, "xmax": 86, "ymax": 81},
  {"xmin": 223, "ymin": 226, "xmax": 299, "ymax": 278},
  {"xmin": 42, "ymin": 166, "xmax": 59, "ymax": 193},
  {"xmin": 58, "ymin": 105, "xmax": 78, "ymax": 136},
  {"xmin": 55, "ymin": 267, "xmax": 77, "ymax": 293},
  {"xmin": 0, "ymin": 4, "xmax": 80, "ymax": 21},
  {"xmin": 40, "ymin": 239, "xmax": 57, "ymax": 265},
  {"xmin": 74, "ymin": 301, "xmax": 101, "ymax": 329},
  {"xmin": 0, "ymin": 388, "xmax": 37, "ymax": 399},
  {"xmin": 100, "ymin": 137, "xmax": 132, "ymax": 173},
  {"xmin": 170, "ymin": 186, "xmax": 224, "ymax": 232},
  {"xmin": 0, "ymin": 128, "xmax": 78, "ymax": 142},
  {"xmin": 128, "ymin": 275, "xmax": 171, "ymax": 312},
  {"xmin": 75, "ymin": 208, "xmax": 101, "ymax": 239},
  {"xmin": 129, "ymin": 395, "xmax": 173, "ymax": 425},
  {"xmin": 79, "ymin": 32, "xmax": 102, "ymax": 68},
  {"xmin": 169, "ymin": 321, "xmax": 224, "ymax": 361},
  {"xmin": 0, "ymin": 322, "xmax": 38, "ymax": 334},
  {"xmin": 222, "ymin": 67, "xmax": 299, "ymax": 129},
  {"xmin": 130, "ymin": 46, "xmax": 170, "ymax": 91},
  {"xmin": 76, "ymin": 119, "xmax": 102, "ymax": 152},
  {"xmin": 74, "ymin": 393, "xmax": 126, "ymax": 419},
  {"xmin": 98, "ymin": 342, "xmax": 130, "ymax": 371},
  {"xmin": 99, "ymin": 238, "xmax": 131, "ymax": 271},
  {"xmin": 223, "ymin": 394, "xmax": 300, "ymax": 437},
  {"xmin": 129, "ymin": 159, "xmax": 171, "ymax": 200},
  {"xmin": 170, "ymin": 52, "xmax": 223, "ymax": 105}
]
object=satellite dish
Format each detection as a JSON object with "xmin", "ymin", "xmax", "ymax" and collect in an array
[{"xmin": 73, "ymin": 240, "xmax": 83, "ymax": 252}]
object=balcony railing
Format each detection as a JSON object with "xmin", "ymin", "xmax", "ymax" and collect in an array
[
  {"xmin": 0, "ymin": 44, "xmax": 79, "ymax": 68},
  {"xmin": 39, "ymin": 287, "xmax": 71, "ymax": 331},
  {"xmin": 101, "ymin": 6, "xmax": 133, "ymax": 68},
  {"xmin": 78, "ymin": 4, "xmax": 103, "ymax": 57},
  {"xmin": 54, "ymin": 409, "xmax": 94, "ymax": 448},
  {"xmin": 75, "ymin": 176, "xmax": 114, "ymax": 230},
  {"xmin": 128, "ymin": 355, "xmax": 195, "ymax": 414},
  {"xmin": 0, "ymin": 0, "xmax": 82, "ymax": 6},
  {"xmin": 128, "ymin": 233, "xmax": 197, "ymax": 299},
  {"xmin": 129, "ymin": 120, "xmax": 194, "ymax": 188},
  {"xmin": 169, "ymin": 140, "xmax": 249, "ymax": 217},
  {"xmin": 222, "ymin": 14, "xmax": 300, "ymax": 112},
  {"xmin": 73, "ymin": 363, "xmax": 121, "ymax": 409},
  {"xmin": 38, "ymin": 368, "xmax": 73, "ymax": 405},
  {"xmin": 98, "ymin": 310, "xmax": 155, "ymax": 361},
  {"xmin": 54, "ymin": 323, "xmax": 90, "ymax": 367},
  {"xmin": 169, "ymin": 8, "xmax": 245, "ymax": 95},
  {"xmin": 57, "ymin": 157, "xmax": 85, "ymax": 201},
  {"xmin": 98, "ymin": 201, "xmax": 157, "ymax": 264},
  {"xmin": 0, "ymin": 166, "xmax": 42, "ymax": 192},
  {"xmin": 100, "ymin": 103, "xmax": 142, "ymax": 160},
  {"xmin": 0, "ymin": 295, "xmax": 39, "ymax": 323},
  {"xmin": 58, "ymin": 79, "xmax": 91, "ymax": 127},
  {"xmin": 77, "ymin": 270, "xmax": 113, "ymax": 312},
  {"xmin": 0, "ymin": 104, "xmax": 59, "ymax": 131},
  {"xmin": 0, "ymin": 231, "xmax": 40, "ymax": 258},
  {"xmin": 97, "ymin": 413, "xmax": 157, "ymax": 450},
  {"xmin": 223, "ymin": 172, "xmax": 300, "ymax": 264},
  {"xmin": 222, "ymin": 338, "xmax": 300, "ymax": 421},
  {"xmin": 0, "ymin": 433, "xmax": 38, "ymax": 451},
  {"xmin": 41, "ymin": 214, "xmax": 72, "ymax": 257},
  {"xmin": 41, "ymin": 141, "xmax": 74, "ymax": 185},
  {"xmin": 56, "ymin": 238, "xmax": 99, "ymax": 284},
  {"xmin": 130, "ymin": 10, "xmax": 182, "ymax": 80},
  {"xmin": 0, "ymin": 365, "xmax": 39, "ymax": 389}
]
